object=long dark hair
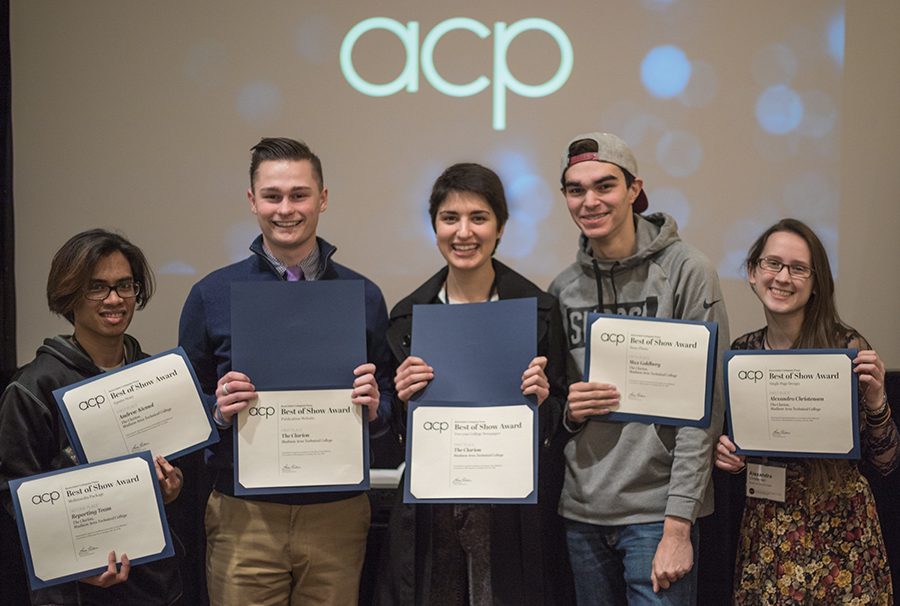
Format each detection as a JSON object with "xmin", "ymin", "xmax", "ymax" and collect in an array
[{"xmin": 746, "ymin": 218, "xmax": 845, "ymax": 348}]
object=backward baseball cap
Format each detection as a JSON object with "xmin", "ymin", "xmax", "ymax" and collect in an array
[{"xmin": 560, "ymin": 132, "xmax": 648, "ymax": 214}]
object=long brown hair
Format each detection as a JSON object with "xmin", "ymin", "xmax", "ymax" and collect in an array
[{"xmin": 745, "ymin": 218, "xmax": 845, "ymax": 348}]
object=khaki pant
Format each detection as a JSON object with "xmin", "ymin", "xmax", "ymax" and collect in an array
[{"xmin": 205, "ymin": 490, "xmax": 370, "ymax": 606}]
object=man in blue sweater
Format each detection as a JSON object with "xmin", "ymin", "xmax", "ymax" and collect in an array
[{"xmin": 178, "ymin": 137, "xmax": 394, "ymax": 605}]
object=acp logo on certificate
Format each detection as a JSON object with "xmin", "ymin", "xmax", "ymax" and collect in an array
[
  {"xmin": 423, "ymin": 421, "xmax": 450, "ymax": 433},
  {"xmin": 737, "ymin": 370, "xmax": 765, "ymax": 382},
  {"xmin": 78, "ymin": 395, "xmax": 106, "ymax": 411},
  {"xmin": 597, "ymin": 332, "xmax": 625, "ymax": 346},
  {"xmin": 248, "ymin": 405, "xmax": 276, "ymax": 418},
  {"xmin": 31, "ymin": 491, "xmax": 61, "ymax": 505}
]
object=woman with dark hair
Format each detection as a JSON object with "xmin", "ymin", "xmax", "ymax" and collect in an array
[
  {"xmin": 716, "ymin": 218, "xmax": 898, "ymax": 604},
  {"xmin": 0, "ymin": 229, "xmax": 183, "ymax": 606},
  {"xmin": 377, "ymin": 163, "xmax": 574, "ymax": 605}
]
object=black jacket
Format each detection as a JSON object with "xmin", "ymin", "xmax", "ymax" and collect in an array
[
  {"xmin": 0, "ymin": 335, "xmax": 182, "ymax": 606},
  {"xmin": 376, "ymin": 260, "xmax": 575, "ymax": 606}
]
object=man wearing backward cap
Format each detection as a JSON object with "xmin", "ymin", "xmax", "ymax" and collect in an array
[{"xmin": 549, "ymin": 132, "xmax": 730, "ymax": 605}]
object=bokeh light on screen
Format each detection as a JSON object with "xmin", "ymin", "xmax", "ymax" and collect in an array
[
  {"xmin": 828, "ymin": 11, "xmax": 845, "ymax": 67},
  {"xmin": 756, "ymin": 84, "xmax": 804, "ymax": 135},
  {"xmin": 647, "ymin": 186, "xmax": 691, "ymax": 231},
  {"xmin": 227, "ymin": 221, "xmax": 263, "ymax": 264},
  {"xmin": 641, "ymin": 45, "xmax": 692, "ymax": 99},
  {"xmin": 158, "ymin": 261, "xmax": 197, "ymax": 276},
  {"xmin": 655, "ymin": 131, "xmax": 702, "ymax": 178},
  {"xmin": 752, "ymin": 44, "xmax": 798, "ymax": 86},
  {"xmin": 236, "ymin": 82, "xmax": 284, "ymax": 124},
  {"xmin": 183, "ymin": 40, "xmax": 227, "ymax": 86},
  {"xmin": 640, "ymin": 0, "xmax": 676, "ymax": 11},
  {"xmin": 295, "ymin": 15, "xmax": 336, "ymax": 64}
]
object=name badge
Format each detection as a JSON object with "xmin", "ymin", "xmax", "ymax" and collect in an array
[{"xmin": 745, "ymin": 462, "xmax": 786, "ymax": 502}]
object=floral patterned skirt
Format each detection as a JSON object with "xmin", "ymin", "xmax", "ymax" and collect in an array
[{"xmin": 734, "ymin": 463, "xmax": 892, "ymax": 605}]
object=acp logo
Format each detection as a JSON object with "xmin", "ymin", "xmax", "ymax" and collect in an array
[
  {"xmin": 78, "ymin": 395, "xmax": 106, "ymax": 411},
  {"xmin": 423, "ymin": 421, "xmax": 449, "ymax": 433},
  {"xmin": 248, "ymin": 406, "xmax": 276, "ymax": 418},
  {"xmin": 31, "ymin": 491, "xmax": 60, "ymax": 505},
  {"xmin": 597, "ymin": 332, "xmax": 625, "ymax": 345},
  {"xmin": 737, "ymin": 370, "xmax": 765, "ymax": 383},
  {"xmin": 340, "ymin": 17, "xmax": 573, "ymax": 130}
]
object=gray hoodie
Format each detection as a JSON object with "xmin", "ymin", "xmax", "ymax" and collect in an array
[{"xmin": 549, "ymin": 212, "xmax": 729, "ymax": 525}]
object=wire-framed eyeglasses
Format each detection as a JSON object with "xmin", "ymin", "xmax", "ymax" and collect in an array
[
  {"xmin": 756, "ymin": 257, "xmax": 813, "ymax": 279},
  {"xmin": 84, "ymin": 281, "xmax": 141, "ymax": 301}
]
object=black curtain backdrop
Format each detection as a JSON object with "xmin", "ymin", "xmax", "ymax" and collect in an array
[
  {"xmin": 1, "ymin": 0, "xmax": 13, "ymax": 384},
  {"xmin": 0, "ymin": 5, "xmax": 26, "ymax": 606}
]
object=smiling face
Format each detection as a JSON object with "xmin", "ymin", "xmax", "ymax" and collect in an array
[
  {"xmin": 72, "ymin": 251, "xmax": 136, "ymax": 344},
  {"xmin": 748, "ymin": 230, "xmax": 815, "ymax": 321},
  {"xmin": 248, "ymin": 159, "xmax": 328, "ymax": 265},
  {"xmin": 562, "ymin": 161, "xmax": 642, "ymax": 258},
  {"xmin": 434, "ymin": 192, "xmax": 503, "ymax": 274}
]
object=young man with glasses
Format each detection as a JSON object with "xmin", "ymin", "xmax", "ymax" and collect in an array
[
  {"xmin": 0, "ymin": 229, "xmax": 183, "ymax": 606},
  {"xmin": 549, "ymin": 133, "xmax": 730, "ymax": 605}
]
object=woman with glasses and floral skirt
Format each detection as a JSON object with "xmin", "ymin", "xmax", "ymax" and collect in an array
[
  {"xmin": 715, "ymin": 218, "xmax": 898, "ymax": 604},
  {"xmin": 0, "ymin": 229, "xmax": 183, "ymax": 606}
]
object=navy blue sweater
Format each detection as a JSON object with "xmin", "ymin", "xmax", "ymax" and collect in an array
[{"xmin": 178, "ymin": 236, "xmax": 394, "ymax": 504}]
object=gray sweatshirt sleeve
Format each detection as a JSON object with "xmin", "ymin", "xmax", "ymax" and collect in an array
[{"xmin": 664, "ymin": 254, "xmax": 730, "ymax": 521}]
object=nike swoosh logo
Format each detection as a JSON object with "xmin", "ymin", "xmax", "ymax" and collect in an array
[{"xmin": 702, "ymin": 299, "xmax": 720, "ymax": 309}]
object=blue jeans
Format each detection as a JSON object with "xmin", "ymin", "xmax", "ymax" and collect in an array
[{"xmin": 565, "ymin": 519, "xmax": 699, "ymax": 606}]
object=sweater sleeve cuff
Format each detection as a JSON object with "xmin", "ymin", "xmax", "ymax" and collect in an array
[
  {"xmin": 664, "ymin": 495, "xmax": 701, "ymax": 523},
  {"xmin": 562, "ymin": 405, "xmax": 586, "ymax": 434}
]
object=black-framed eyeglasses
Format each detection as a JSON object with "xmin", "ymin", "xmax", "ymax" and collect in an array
[
  {"xmin": 756, "ymin": 257, "xmax": 813, "ymax": 279},
  {"xmin": 84, "ymin": 281, "xmax": 141, "ymax": 301}
]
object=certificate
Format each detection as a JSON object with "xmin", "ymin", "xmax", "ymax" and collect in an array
[
  {"xmin": 725, "ymin": 349, "xmax": 860, "ymax": 458},
  {"xmin": 235, "ymin": 389, "xmax": 365, "ymax": 492},
  {"xmin": 9, "ymin": 452, "xmax": 174, "ymax": 590},
  {"xmin": 231, "ymin": 281, "xmax": 369, "ymax": 495},
  {"xmin": 404, "ymin": 298, "xmax": 538, "ymax": 503},
  {"xmin": 405, "ymin": 402, "xmax": 536, "ymax": 503},
  {"xmin": 584, "ymin": 314, "xmax": 717, "ymax": 426},
  {"xmin": 53, "ymin": 348, "xmax": 218, "ymax": 463}
]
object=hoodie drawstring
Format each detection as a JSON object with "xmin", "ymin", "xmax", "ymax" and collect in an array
[
  {"xmin": 591, "ymin": 259, "xmax": 604, "ymax": 308},
  {"xmin": 591, "ymin": 259, "xmax": 622, "ymax": 312},
  {"xmin": 610, "ymin": 261, "xmax": 620, "ymax": 310}
]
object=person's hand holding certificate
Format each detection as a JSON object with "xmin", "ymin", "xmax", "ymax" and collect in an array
[
  {"xmin": 9, "ymin": 452, "xmax": 174, "ymax": 590},
  {"xmin": 725, "ymin": 350, "xmax": 860, "ymax": 458},
  {"xmin": 584, "ymin": 314, "xmax": 717, "ymax": 426},
  {"xmin": 53, "ymin": 348, "xmax": 217, "ymax": 463}
]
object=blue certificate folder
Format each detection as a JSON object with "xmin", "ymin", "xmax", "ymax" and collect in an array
[
  {"xmin": 583, "ymin": 313, "xmax": 718, "ymax": 427},
  {"xmin": 724, "ymin": 349, "xmax": 860, "ymax": 459},
  {"xmin": 52, "ymin": 347, "xmax": 218, "ymax": 464},
  {"xmin": 9, "ymin": 452, "xmax": 174, "ymax": 590},
  {"xmin": 410, "ymin": 298, "xmax": 537, "ymax": 404},
  {"xmin": 230, "ymin": 280, "xmax": 370, "ymax": 495},
  {"xmin": 404, "ymin": 298, "xmax": 538, "ymax": 504}
]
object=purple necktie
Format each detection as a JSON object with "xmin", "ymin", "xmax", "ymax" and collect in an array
[{"xmin": 285, "ymin": 266, "xmax": 304, "ymax": 282}]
